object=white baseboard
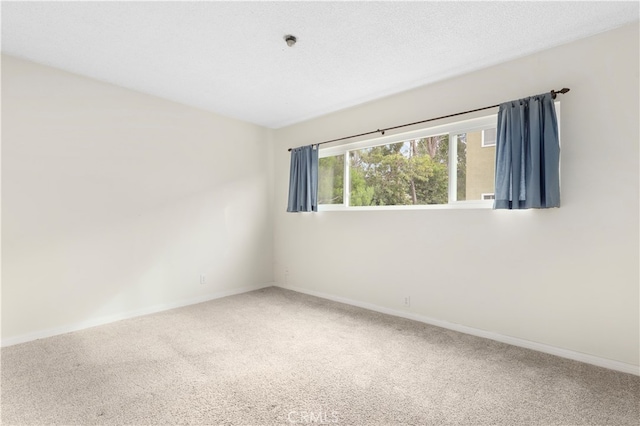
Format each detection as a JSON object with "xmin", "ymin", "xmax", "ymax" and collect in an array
[
  {"xmin": 276, "ymin": 284, "xmax": 640, "ymax": 376},
  {"xmin": 1, "ymin": 282, "xmax": 273, "ymax": 348}
]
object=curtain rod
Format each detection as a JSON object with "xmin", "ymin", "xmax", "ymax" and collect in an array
[{"xmin": 287, "ymin": 88, "xmax": 570, "ymax": 151}]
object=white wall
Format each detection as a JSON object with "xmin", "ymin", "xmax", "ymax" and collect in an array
[
  {"xmin": 273, "ymin": 24, "xmax": 639, "ymax": 367},
  {"xmin": 2, "ymin": 55, "xmax": 273, "ymax": 343}
]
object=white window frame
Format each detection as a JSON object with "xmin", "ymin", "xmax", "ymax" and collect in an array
[{"xmin": 319, "ymin": 113, "xmax": 498, "ymax": 211}]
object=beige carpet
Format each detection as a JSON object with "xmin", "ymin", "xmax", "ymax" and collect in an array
[{"xmin": 2, "ymin": 287, "xmax": 638, "ymax": 425}]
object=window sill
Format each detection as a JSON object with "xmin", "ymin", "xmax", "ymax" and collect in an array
[{"xmin": 318, "ymin": 201, "xmax": 493, "ymax": 212}]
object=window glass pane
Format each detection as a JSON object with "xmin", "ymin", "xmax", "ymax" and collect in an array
[
  {"xmin": 462, "ymin": 129, "xmax": 496, "ymax": 201},
  {"xmin": 456, "ymin": 134, "xmax": 467, "ymax": 201},
  {"xmin": 318, "ymin": 155, "xmax": 344, "ymax": 204},
  {"xmin": 349, "ymin": 135, "xmax": 449, "ymax": 206}
]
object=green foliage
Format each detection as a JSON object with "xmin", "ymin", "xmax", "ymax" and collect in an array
[
  {"xmin": 349, "ymin": 135, "xmax": 450, "ymax": 206},
  {"xmin": 408, "ymin": 153, "xmax": 448, "ymax": 205},
  {"xmin": 318, "ymin": 155, "xmax": 344, "ymax": 204},
  {"xmin": 456, "ymin": 135, "xmax": 467, "ymax": 201},
  {"xmin": 350, "ymin": 167, "xmax": 374, "ymax": 206}
]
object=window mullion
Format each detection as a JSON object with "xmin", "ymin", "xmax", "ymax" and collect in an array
[
  {"xmin": 449, "ymin": 133, "xmax": 458, "ymax": 203},
  {"xmin": 344, "ymin": 150, "xmax": 350, "ymax": 207}
]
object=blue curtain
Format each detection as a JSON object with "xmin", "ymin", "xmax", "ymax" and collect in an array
[
  {"xmin": 287, "ymin": 145, "xmax": 319, "ymax": 212},
  {"xmin": 494, "ymin": 92, "xmax": 560, "ymax": 209}
]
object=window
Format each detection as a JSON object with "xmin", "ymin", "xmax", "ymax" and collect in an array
[
  {"xmin": 318, "ymin": 114, "xmax": 497, "ymax": 210},
  {"xmin": 482, "ymin": 128, "xmax": 496, "ymax": 147}
]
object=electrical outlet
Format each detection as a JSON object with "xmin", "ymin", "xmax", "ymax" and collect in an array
[
  {"xmin": 200, "ymin": 274, "xmax": 206, "ymax": 285},
  {"xmin": 403, "ymin": 296, "xmax": 411, "ymax": 307}
]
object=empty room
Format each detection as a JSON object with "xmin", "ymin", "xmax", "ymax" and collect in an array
[{"xmin": 1, "ymin": 1, "xmax": 638, "ymax": 425}]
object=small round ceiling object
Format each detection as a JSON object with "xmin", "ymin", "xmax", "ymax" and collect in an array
[{"xmin": 284, "ymin": 35, "xmax": 297, "ymax": 47}]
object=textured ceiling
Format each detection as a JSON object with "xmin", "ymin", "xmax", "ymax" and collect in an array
[{"xmin": 2, "ymin": 1, "xmax": 638, "ymax": 128}]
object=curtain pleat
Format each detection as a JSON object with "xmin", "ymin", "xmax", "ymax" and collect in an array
[
  {"xmin": 494, "ymin": 93, "xmax": 560, "ymax": 209},
  {"xmin": 287, "ymin": 145, "xmax": 319, "ymax": 212}
]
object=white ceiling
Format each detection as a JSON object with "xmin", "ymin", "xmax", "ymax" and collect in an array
[{"xmin": 2, "ymin": 1, "xmax": 638, "ymax": 128}]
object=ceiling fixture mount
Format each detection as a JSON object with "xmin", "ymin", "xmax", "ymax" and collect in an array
[{"xmin": 284, "ymin": 35, "xmax": 297, "ymax": 47}]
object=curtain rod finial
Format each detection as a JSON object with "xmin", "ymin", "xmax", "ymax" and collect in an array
[{"xmin": 552, "ymin": 87, "xmax": 570, "ymax": 99}]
